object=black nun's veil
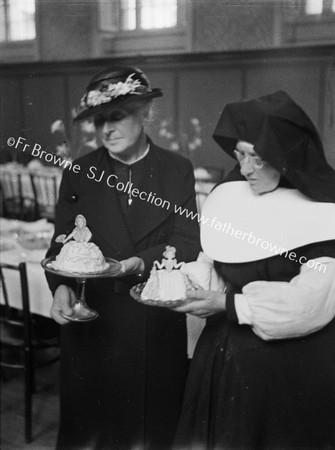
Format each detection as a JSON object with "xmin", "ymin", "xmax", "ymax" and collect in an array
[{"xmin": 213, "ymin": 90, "xmax": 335, "ymax": 203}]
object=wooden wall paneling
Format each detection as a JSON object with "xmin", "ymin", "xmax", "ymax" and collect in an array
[
  {"xmin": 47, "ymin": 65, "xmax": 105, "ymax": 160},
  {"xmin": 67, "ymin": 71, "xmax": 97, "ymax": 116},
  {"xmin": 177, "ymin": 66, "xmax": 243, "ymax": 173},
  {"xmin": 245, "ymin": 58, "xmax": 335, "ymax": 168},
  {"xmin": 245, "ymin": 62, "xmax": 321, "ymax": 131},
  {"xmin": 1, "ymin": 45, "xmax": 334, "ymax": 168},
  {"xmin": 21, "ymin": 75, "xmax": 67, "ymax": 162},
  {"xmin": 1, "ymin": 78, "xmax": 23, "ymax": 163},
  {"xmin": 143, "ymin": 68, "xmax": 177, "ymax": 151},
  {"xmin": 322, "ymin": 60, "xmax": 335, "ymax": 168},
  {"xmin": 66, "ymin": 72, "xmax": 95, "ymax": 159}
]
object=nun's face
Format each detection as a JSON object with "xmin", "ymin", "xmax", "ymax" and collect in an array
[{"xmin": 235, "ymin": 141, "xmax": 280, "ymax": 195}]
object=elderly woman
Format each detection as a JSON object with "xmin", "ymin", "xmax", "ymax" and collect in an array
[
  {"xmin": 45, "ymin": 66, "xmax": 200, "ymax": 450},
  {"xmin": 172, "ymin": 91, "xmax": 335, "ymax": 449}
]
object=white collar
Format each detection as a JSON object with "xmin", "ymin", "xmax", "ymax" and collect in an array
[
  {"xmin": 201, "ymin": 181, "xmax": 335, "ymax": 263},
  {"xmin": 108, "ymin": 143, "xmax": 150, "ymax": 165}
]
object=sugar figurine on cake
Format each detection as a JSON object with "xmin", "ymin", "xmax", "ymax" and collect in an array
[
  {"xmin": 56, "ymin": 214, "xmax": 92, "ymax": 244},
  {"xmin": 141, "ymin": 246, "xmax": 190, "ymax": 301},
  {"xmin": 51, "ymin": 214, "xmax": 109, "ymax": 273},
  {"xmin": 140, "ymin": 248, "xmax": 226, "ymax": 303}
]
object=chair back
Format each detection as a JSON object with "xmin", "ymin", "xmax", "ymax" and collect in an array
[
  {"xmin": 30, "ymin": 172, "xmax": 60, "ymax": 222},
  {"xmin": 0, "ymin": 260, "xmax": 60, "ymax": 443},
  {"xmin": 0, "ymin": 262, "xmax": 32, "ymax": 352},
  {"xmin": 0, "ymin": 170, "xmax": 37, "ymax": 221}
]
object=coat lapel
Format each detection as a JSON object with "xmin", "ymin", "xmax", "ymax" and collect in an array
[
  {"xmin": 125, "ymin": 145, "xmax": 177, "ymax": 245},
  {"xmin": 79, "ymin": 148, "xmax": 136, "ymax": 260}
]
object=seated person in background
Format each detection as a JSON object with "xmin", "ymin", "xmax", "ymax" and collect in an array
[{"xmin": 170, "ymin": 91, "xmax": 335, "ymax": 449}]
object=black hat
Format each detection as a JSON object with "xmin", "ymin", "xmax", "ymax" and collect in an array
[
  {"xmin": 74, "ymin": 65, "xmax": 163, "ymax": 121},
  {"xmin": 213, "ymin": 90, "xmax": 335, "ymax": 203}
]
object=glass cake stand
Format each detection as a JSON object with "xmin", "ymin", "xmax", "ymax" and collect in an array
[{"xmin": 41, "ymin": 257, "xmax": 122, "ymax": 321}]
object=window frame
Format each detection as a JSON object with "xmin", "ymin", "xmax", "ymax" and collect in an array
[
  {"xmin": 0, "ymin": 0, "xmax": 38, "ymax": 62},
  {"xmin": 283, "ymin": 0, "xmax": 335, "ymax": 46},
  {"xmin": 304, "ymin": 0, "xmax": 335, "ymax": 15},
  {"xmin": 97, "ymin": 0, "xmax": 191, "ymax": 56},
  {"xmin": 1, "ymin": 0, "xmax": 36, "ymax": 43},
  {"xmin": 98, "ymin": 0, "xmax": 181, "ymax": 33}
]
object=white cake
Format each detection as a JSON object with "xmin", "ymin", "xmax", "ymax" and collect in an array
[
  {"xmin": 141, "ymin": 251, "xmax": 222, "ymax": 302},
  {"xmin": 52, "ymin": 241, "xmax": 109, "ymax": 273},
  {"xmin": 141, "ymin": 268, "xmax": 190, "ymax": 301}
]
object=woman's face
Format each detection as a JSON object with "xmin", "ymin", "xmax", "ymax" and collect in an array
[
  {"xmin": 235, "ymin": 141, "xmax": 280, "ymax": 195},
  {"xmin": 94, "ymin": 107, "xmax": 147, "ymax": 160}
]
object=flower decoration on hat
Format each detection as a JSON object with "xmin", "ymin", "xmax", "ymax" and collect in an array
[
  {"xmin": 74, "ymin": 66, "xmax": 162, "ymax": 121},
  {"xmin": 81, "ymin": 73, "xmax": 146, "ymax": 108}
]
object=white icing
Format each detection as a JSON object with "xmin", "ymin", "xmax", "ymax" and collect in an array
[
  {"xmin": 52, "ymin": 241, "xmax": 108, "ymax": 273},
  {"xmin": 141, "ymin": 269, "xmax": 188, "ymax": 301},
  {"xmin": 141, "ymin": 252, "xmax": 218, "ymax": 301}
]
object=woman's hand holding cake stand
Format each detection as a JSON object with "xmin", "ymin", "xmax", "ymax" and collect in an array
[
  {"xmin": 43, "ymin": 214, "xmax": 124, "ymax": 322},
  {"xmin": 50, "ymin": 284, "xmax": 79, "ymax": 325}
]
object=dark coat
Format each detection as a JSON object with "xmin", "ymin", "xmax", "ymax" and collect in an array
[{"xmin": 46, "ymin": 142, "xmax": 201, "ymax": 450}]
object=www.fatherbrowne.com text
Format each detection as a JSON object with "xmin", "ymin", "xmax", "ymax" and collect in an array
[
  {"xmin": 174, "ymin": 205, "xmax": 327, "ymax": 274},
  {"xmin": 7, "ymin": 135, "xmax": 327, "ymax": 273}
]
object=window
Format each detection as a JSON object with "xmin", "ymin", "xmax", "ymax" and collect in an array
[
  {"xmin": 99, "ymin": 0, "xmax": 179, "ymax": 32},
  {"xmin": 0, "ymin": 0, "xmax": 36, "ymax": 42},
  {"xmin": 284, "ymin": 0, "xmax": 335, "ymax": 46},
  {"xmin": 305, "ymin": 0, "xmax": 335, "ymax": 15},
  {"xmin": 120, "ymin": 0, "xmax": 177, "ymax": 31},
  {"xmin": 98, "ymin": 0, "xmax": 190, "ymax": 56},
  {"xmin": 0, "ymin": 0, "xmax": 37, "ymax": 62}
]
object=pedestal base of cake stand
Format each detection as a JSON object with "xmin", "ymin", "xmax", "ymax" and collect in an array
[
  {"xmin": 41, "ymin": 257, "xmax": 122, "ymax": 322},
  {"xmin": 61, "ymin": 278, "xmax": 98, "ymax": 322}
]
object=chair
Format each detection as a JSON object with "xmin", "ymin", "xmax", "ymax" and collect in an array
[
  {"xmin": 30, "ymin": 172, "xmax": 60, "ymax": 222},
  {"xmin": 0, "ymin": 170, "xmax": 38, "ymax": 221},
  {"xmin": 0, "ymin": 262, "xmax": 60, "ymax": 443}
]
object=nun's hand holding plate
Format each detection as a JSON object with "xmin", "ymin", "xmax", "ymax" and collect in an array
[{"xmin": 170, "ymin": 289, "xmax": 226, "ymax": 319}]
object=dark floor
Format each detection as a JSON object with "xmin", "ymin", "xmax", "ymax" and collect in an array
[{"xmin": 1, "ymin": 361, "xmax": 60, "ymax": 449}]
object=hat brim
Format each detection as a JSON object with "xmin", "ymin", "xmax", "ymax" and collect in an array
[{"xmin": 74, "ymin": 89, "xmax": 162, "ymax": 121}]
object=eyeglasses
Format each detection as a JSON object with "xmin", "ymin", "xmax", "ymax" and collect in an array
[{"xmin": 233, "ymin": 149, "xmax": 264, "ymax": 170}]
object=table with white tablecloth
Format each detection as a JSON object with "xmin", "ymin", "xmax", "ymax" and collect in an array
[{"xmin": 0, "ymin": 218, "xmax": 54, "ymax": 317}]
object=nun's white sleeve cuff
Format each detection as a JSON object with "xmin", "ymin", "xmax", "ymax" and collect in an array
[{"xmin": 233, "ymin": 257, "xmax": 335, "ymax": 341}]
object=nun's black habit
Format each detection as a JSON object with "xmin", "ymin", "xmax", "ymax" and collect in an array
[{"xmin": 174, "ymin": 91, "xmax": 335, "ymax": 449}]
